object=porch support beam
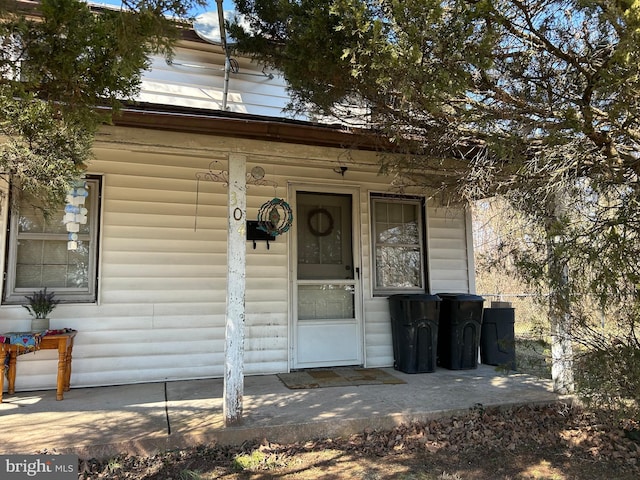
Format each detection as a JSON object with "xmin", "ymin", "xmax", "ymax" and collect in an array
[
  {"xmin": 223, "ymin": 153, "xmax": 247, "ymax": 426},
  {"xmin": 546, "ymin": 194, "xmax": 574, "ymax": 395}
]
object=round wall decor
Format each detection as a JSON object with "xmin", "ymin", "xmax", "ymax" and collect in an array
[
  {"xmin": 257, "ymin": 198, "xmax": 293, "ymax": 236},
  {"xmin": 307, "ymin": 208, "xmax": 334, "ymax": 236}
]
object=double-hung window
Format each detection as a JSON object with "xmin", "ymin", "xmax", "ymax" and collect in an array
[
  {"xmin": 4, "ymin": 176, "xmax": 101, "ymax": 304},
  {"xmin": 371, "ymin": 195, "xmax": 425, "ymax": 296}
]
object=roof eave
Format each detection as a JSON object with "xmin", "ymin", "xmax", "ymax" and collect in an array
[{"xmin": 110, "ymin": 106, "xmax": 390, "ymax": 151}]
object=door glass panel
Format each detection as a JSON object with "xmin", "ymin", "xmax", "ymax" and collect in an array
[
  {"xmin": 298, "ymin": 204, "xmax": 342, "ymax": 265},
  {"xmin": 297, "ymin": 192, "xmax": 353, "ymax": 280},
  {"xmin": 298, "ymin": 284, "xmax": 355, "ymax": 320}
]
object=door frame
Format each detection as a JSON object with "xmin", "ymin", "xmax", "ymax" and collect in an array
[{"xmin": 288, "ymin": 183, "xmax": 364, "ymax": 369}]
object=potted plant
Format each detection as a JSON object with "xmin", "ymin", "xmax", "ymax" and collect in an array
[{"xmin": 23, "ymin": 288, "xmax": 59, "ymax": 332}]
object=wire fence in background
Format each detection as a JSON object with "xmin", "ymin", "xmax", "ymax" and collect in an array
[{"xmin": 479, "ymin": 293, "xmax": 553, "ymax": 378}]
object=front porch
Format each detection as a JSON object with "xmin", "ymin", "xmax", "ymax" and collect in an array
[{"xmin": 0, "ymin": 365, "xmax": 566, "ymax": 460}]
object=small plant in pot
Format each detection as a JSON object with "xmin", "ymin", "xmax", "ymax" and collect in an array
[{"xmin": 24, "ymin": 288, "xmax": 59, "ymax": 332}]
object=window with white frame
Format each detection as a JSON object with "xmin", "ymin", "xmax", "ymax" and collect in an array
[
  {"xmin": 371, "ymin": 195, "xmax": 425, "ymax": 296},
  {"xmin": 4, "ymin": 176, "xmax": 101, "ymax": 304}
]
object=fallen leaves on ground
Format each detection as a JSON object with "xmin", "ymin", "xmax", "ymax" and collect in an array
[{"xmin": 79, "ymin": 403, "xmax": 640, "ymax": 479}]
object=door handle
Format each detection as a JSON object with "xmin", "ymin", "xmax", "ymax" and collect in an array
[{"xmin": 355, "ymin": 267, "xmax": 360, "ymax": 279}]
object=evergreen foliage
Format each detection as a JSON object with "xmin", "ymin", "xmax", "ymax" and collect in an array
[
  {"xmin": 229, "ymin": 0, "xmax": 640, "ymax": 196},
  {"xmin": 230, "ymin": 0, "xmax": 640, "ymax": 405},
  {"xmin": 0, "ymin": 0, "xmax": 205, "ymax": 213}
]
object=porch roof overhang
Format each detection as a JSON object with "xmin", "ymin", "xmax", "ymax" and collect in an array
[{"xmin": 110, "ymin": 103, "xmax": 391, "ymax": 152}]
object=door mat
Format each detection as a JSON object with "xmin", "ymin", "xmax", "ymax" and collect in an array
[{"xmin": 277, "ymin": 367, "xmax": 405, "ymax": 390}]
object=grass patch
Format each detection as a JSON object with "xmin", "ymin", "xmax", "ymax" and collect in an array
[
  {"xmin": 516, "ymin": 337, "xmax": 551, "ymax": 378},
  {"xmin": 179, "ymin": 470, "xmax": 203, "ymax": 480},
  {"xmin": 231, "ymin": 449, "xmax": 287, "ymax": 472},
  {"xmin": 232, "ymin": 450, "xmax": 266, "ymax": 471}
]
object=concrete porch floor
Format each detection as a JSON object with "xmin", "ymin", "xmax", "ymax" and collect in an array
[{"xmin": 0, "ymin": 365, "xmax": 566, "ymax": 460}]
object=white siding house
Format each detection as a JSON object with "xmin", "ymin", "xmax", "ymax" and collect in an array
[{"xmin": 0, "ymin": 20, "xmax": 476, "ymax": 392}]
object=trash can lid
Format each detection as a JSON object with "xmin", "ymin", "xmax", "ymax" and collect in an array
[
  {"xmin": 388, "ymin": 293, "xmax": 441, "ymax": 302},
  {"xmin": 436, "ymin": 293, "xmax": 485, "ymax": 302}
]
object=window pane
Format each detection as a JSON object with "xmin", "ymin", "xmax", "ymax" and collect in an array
[
  {"xmin": 6, "ymin": 177, "xmax": 99, "ymax": 303},
  {"xmin": 43, "ymin": 240, "xmax": 69, "ymax": 265},
  {"xmin": 18, "ymin": 204, "xmax": 67, "ymax": 234},
  {"xmin": 15, "ymin": 265, "xmax": 42, "ymax": 288},
  {"xmin": 17, "ymin": 207, "xmax": 47, "ymax": 233},
  {"xmin": 403, "ymin": 204, "xmax": 417, "ymax": 222},
  {"xmin": 15, "ymin": 240, "xmax": 90, "ymax": 288},
  {"xmin": 298, "ymin": 284, "xmax": 355, "ymax": 320},
  {"xmin": 374, "ymin": 202, "xmax": 388, "ymax": 222},
  {"xmin": 376, "ymin": 221, "xmax": 399, "ymax": 243},
  {"xmin": 377, "ymin": 220, "xmax": 419, "ymax": 244},
  {"xmin": 372, "ymin": 196, "xmax": 424, "ymax": 294},
  {"xmin": 403, "ymin": 222, "xmax": 419, "ymax": 243},
  {"xmin": 41, "ymin": 265, "xmax": 69, "ymax": 287},
  {"xmin": 18, "ymin": 186, "xmax": 93, "ymax": 235},
  {"xmin": 374, "ymin": 201, "xmax": 420, "ymax": 244},
  {"xmin": 387, "ymin": 202, "xmax": 403, "ymax": 223},
  {"xmin": 17, "ymin": 239, "xmax": 45, "ymax": 265},
  {"xmin": 376, "ymin": 247, "xmax": 422, "ymax": 289}
]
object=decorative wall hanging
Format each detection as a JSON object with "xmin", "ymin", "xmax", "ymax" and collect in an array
[
  {"xmin": 63, "ymin": 179, "xmax": 88, "ymax": 250},
  {"xmin": 257, "ymin": 197, "xmax": 293, "ymax": 236},
  {"xmin": 307, "ymin": 208, "xmax": 334, "ymax": 236},
  {"xmin": 193, "ymin": 160, "xmax": 293, "ymax": 236},
  {"xmin": 195, "ymin": 161, "xmax": 279, "ymax": 188}
]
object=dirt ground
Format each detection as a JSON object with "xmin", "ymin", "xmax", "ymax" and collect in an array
[{"xmin": 79, "ymin": 403, "xmax": 640, "ymax": 480}]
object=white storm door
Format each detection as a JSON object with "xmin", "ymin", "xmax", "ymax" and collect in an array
[{"xmin": 294, "ymin": 190, "xmax": 363, "ymax": 368}]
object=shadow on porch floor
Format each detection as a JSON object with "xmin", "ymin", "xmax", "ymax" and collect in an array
[{"xmin": 0, "ymin": 365, "xmax": 567, "ymax": 460}]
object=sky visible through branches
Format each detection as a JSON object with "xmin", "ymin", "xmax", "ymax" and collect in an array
[{"xmin": 85, "ymin": 0, "xmax": 235, "ymax": 17}]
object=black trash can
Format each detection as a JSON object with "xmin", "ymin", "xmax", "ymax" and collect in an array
[
  {"xmin": 481, "ymin": 306, "xmax": 516, "ymax": 370},
  {"xmin": 436, "ymin": 293, "xmax": 485, "ymax": 370},
  {"xmin": 388, "ymin": 294, "xmax": 441, "ymax": 373}
]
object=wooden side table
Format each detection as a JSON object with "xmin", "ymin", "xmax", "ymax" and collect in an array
[{"xmin": 1, "ymin": 331, "xmax": 77, "ymax": 402}]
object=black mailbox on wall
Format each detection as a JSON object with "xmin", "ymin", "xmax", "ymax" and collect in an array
[{"xmin": 246, "ymin": 220, "xmax": 275, "ymax": 249}]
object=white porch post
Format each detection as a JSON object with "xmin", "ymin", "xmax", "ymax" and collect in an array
[
  {"xmin": 550, "ymin": 259, "xmax": 574, "ymax": 394},
  {"xmin": 546, "ymin": 193, "xmax": 574, "ymax": 395},
  {"xmin": 224, "ymin": 153, "xmax": 247, "ymax": 426}
]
